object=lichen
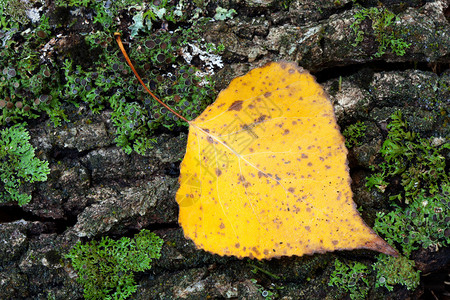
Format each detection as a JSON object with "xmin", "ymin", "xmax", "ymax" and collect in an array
[
  {"xmin": 0, "ymin": 123, "xmax": 50, "ymax": 206},
  {"xmin": 66, "ymin": 229, "xmax": 163, "ymax": 300},
  {"xmin": 1, "ymin": 0, "xmax": 222, "ymax": 155},
  {"xmin": 373, "ymin": 254, "xmax": 420, "ymax": 292}
]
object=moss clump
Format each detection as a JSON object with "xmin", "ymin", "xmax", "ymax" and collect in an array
[
  {"xmin": 342, "ymin": 121, "xmax": 367, "ymax": 148},
  {"xmin": 373, "ymin": 254, "xmax": 420, "ymax": 292},
  {"xmin": 328, "ymin": 259, "xmax": 370, "ymax": 300},
  {"xmin": 331, "ymin": 110, "xmax": 447, "ymax": 297},
  {"xmin": 0, "ymin": 14, "xmax": 66, "ymax": 126},
  {"xmin": 328, "ymin": 254, "xmax": 421, "ymax": 297},
  {"xmin": 368, "ymin": 111, "xmax": 449, "ymax": 256},
  {"xmin": 351, "ymin": 6, "xmax": 411, "ymax": 58},
  {"xmin": 374, "ymin": 183, "xmax": 449, "ymax": 256},
  {"xmin": 0, "ymin": 123, "xmax": 50, "ymax": 206},
  {"xmin": 66, "ymin": 229, "xmax": 163, "ymax": 300},
  {"xmin": 366, "ymin": 111, "xmax": 448, "ymax": 203},
  {"xmin": 59, "ymin": 1, "xmax": 219, "ymax": 154},
  {"xmin": 364, "ymin": 110, "xmax": 447, "ymax": 292}
]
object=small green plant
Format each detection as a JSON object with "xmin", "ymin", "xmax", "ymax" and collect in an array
[
  {"xmin": 0, "ymin": 123, "xmax": 50, "ymax": 206},
  {"xmin": 249, "ymin": 279, "xmax": 281, "ymax": 300},
  {"xmin": 66, "ymin": 229, "xmax": 163, "ymax": 300},
  {"xmin": 366, "ymin": 111, "xmax": 449, "ymax": 203},
  {"xmin": 373, "ymin": 254, "xmax": 420, "ymax": 292},
  {"xmin": 343, "ymin": 121, "xmax": 367, "ymax": 148},
  {"xmin": 278, "ymin": 0, "xmax": 295, "ymax": 10},
  {"xmin": 374, "ymin": 183, "xmax": 450, "ymax": 256},
  {"xmin": 368, "ymin": 112, "xmax": 449, "ymax": 257},
  {"xmin": 328, "ymin": 259, "xmax": 370, "ymax": 300},
  {"xmin": 351, "ymin": 7, "xmax": 411, "ymax": 57},
  {"xmin": 359, "ymin": 110, "xmax": 449, "ymax": 293},
  {"xmin": 365, "ymin": 168, "xmax": 388, "ymax": 192},
  {"xmin": 328, "ymin": 110, "xmax": 448, "ymax": 297}
]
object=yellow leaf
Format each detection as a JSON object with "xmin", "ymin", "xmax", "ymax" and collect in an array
[{"xmin": 176, "ymin": 61, "xmax": 397, "ymax": 259}]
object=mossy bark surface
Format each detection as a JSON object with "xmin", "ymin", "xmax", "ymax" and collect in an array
[{"xmin": 0, "ymin": 0, "xmax": 449, "ymax": 299}]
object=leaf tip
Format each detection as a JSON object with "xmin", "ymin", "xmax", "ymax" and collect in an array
[{"xmin": 365, "ymin": 236, "xmax": 399, "ymax": 257}]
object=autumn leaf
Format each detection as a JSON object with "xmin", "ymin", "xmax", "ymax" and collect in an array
[
  {"xmin": 114, "ymin": 34, "xmax": 398, "ymax": 260},
  {"xmin": 176, "ymin": 61, "xmax": 398, "ymax": 259}
]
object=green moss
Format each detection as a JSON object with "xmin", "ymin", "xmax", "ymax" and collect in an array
[
  {"xmin": 0, "ymin": 0, "xmax": 35, "ymax": 27},
  {"xmin": 373, "ymin": 254, "xmax": 420, "ymax": 292},
  {"xmin": 361, "ymin": 110, "xmax": 448, "ymax": 292},
  {"xmin": 0, "ymin": 123, "xmax": 50, "ymax": 206},
  {"xmin": 0, "ymin": 13, "xmax": 67, "ymax": 126},
  {"xmin": 66, "ymin": 229, "xmax": 163, "ymax": 300},
  {"xmin": 351, "ymin": 7, "xmax": 411, "ymax": 58},
  {"xmin": 368, "ymin": 111, "xmax": 449, "ymax": 256},
  {"xmin": 328, "ymin": 254, "xmax": 421, "ymax": 296},
  {"xmin": 342, "ymin": 121, "xmax": 367, "ymax": 148},
  {"xmin": 374, "ymin": 184, "xmax": 450, "ymax": 256},
  {"xmin": 214, "ymin": 7, "xmax": 237, "ymax": 21},
  {"xmin": 366, "ymin": 111, "xmax": 448, "ymax": 203},
  {"xmin": 57, "ymin": 2, "xmax": 218, "ymax": 155},
  {"xmin": 55, "ymin": 0, "xmax": 145, "ymax": 29},
  {"xmin": 330, "ymin": 110, "xmax": 448, "ymax": 297},
  {"xmin": 328, "ymin": 259, "xmax": 369, "ymax": 300},
  {"xmin": 249, "ymin": 278, "xmax": 281, "ymax": 300},
  {"xmin": 1, "ymin": 0, "xmax": 220, "ymax": 154}
]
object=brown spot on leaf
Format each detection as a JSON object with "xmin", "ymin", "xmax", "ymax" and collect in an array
[
  {"xmin": 258, "ymin": 171, "xmax": 267, "ymax": 178},
  {"xmin": 228, "ymin": 100, "xmax": 243, "ymax": 111},
  {"xmin": 256, "ymin": 115, "xmax": 267, "ymax": 123}
]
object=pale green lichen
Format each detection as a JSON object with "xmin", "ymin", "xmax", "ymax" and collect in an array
[
  {"xmin": 214, "ymin": 7, "xmax": 236, "ymax": 21},
  {"xmin": 0, "ymin": 123, "xmax": 50, "ymax": 206},
  {"xmin": 66, "ymin": 229, "xmax": 163, "ymax": 300},
  {"xmin": 373, "ymin": 254, "xmax": 420, "ymax": 292}
]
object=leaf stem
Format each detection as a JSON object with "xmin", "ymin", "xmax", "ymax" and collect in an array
[{"xmin": 114, "ymin": 32, "xmax": 189, "ymax": 123}]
